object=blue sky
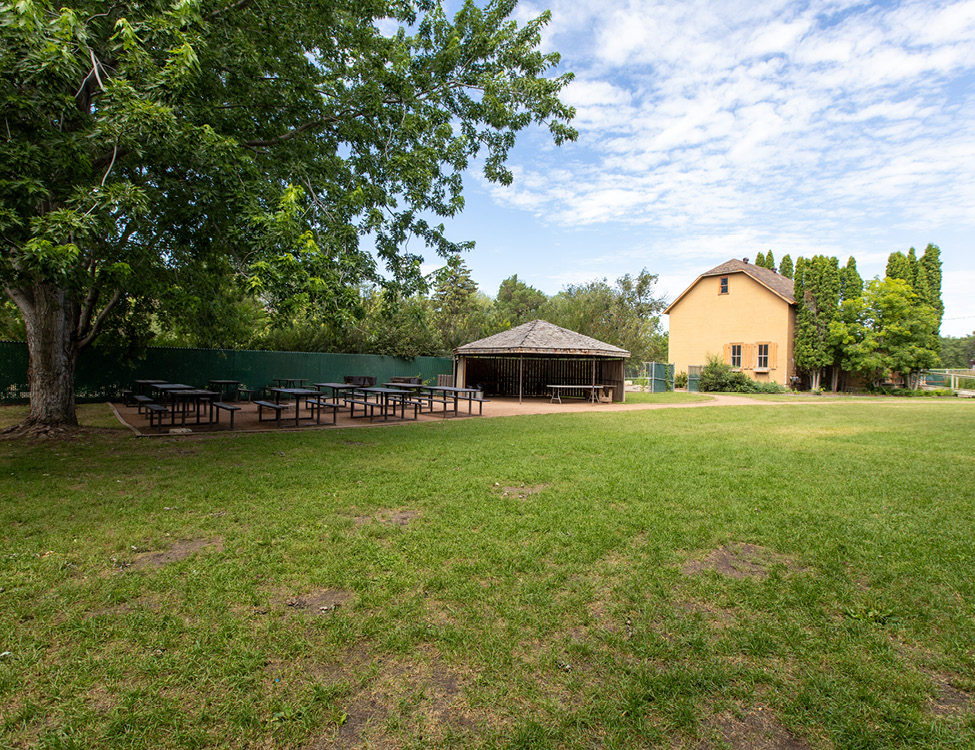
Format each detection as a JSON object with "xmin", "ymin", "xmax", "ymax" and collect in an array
[{"xmin": 422, "ymin": 0, "xmax": 975, "ymax": 336}]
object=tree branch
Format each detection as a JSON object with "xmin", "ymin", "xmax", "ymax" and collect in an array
[
  {"xmin": 77, "ymin": 288, "xmax": 122, "ymax": 350},
  {"xmin": 241, "ymin": 118, "xmax": 328, "ymax": 149},
  {"xmin": 208, "ymin": 0, "xmax": 255, "ymax": 22}
]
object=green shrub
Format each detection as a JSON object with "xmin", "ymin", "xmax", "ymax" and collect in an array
[
  {"xmin": 699, "ymin": 355, "xmax": 784, "ymax": 393},
  {"xmin": 872, "ymin": 387, "xmax": 956, "ymax": 398},
  {"xmin": 674, "ymin": 371, "xmax": 688, "ymax": 389}
]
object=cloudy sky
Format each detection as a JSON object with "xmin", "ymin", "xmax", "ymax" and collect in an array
[{"xmin": 429, "ymin": 0, "xmax": 975, "ymax": 336}]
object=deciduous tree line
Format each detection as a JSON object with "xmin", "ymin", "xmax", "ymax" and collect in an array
[
  {"xmin": 150, "ymin": 259, "xmax": 669, "ymax": 368},
  {"xmin": 757, "ymin": 246, "xmax": 943, "ymax": 390}
]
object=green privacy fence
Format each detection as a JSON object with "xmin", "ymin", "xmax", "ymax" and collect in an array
[
  {"xmin": 646, "ymin": 362, "xmax": 675, "ymax": 393},
  {"xmin": 0, "ymin": 341, "xmax": 452, "ymax": 403},
  {"xmin": 687, "ymin": 365, "xmax": 702, "ymax": 392}
]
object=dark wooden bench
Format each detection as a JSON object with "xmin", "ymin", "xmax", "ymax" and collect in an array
[
  {"xmin": 418, "ymin": 395, "xmax": 452, "ymax": 415},
  {"xmin": 305, "ymin": 398, "xmax": 340, "ymax": 425},
  {"xmin": 345, "ymin": 398, "xmax": 382, "ymax": 421},
  {"xmin": 210, "ymin": 401, "xmax": 241, "ymax": 429},
  {"xmin": 398, "ymin": 399, "xmax": 423, "ymax": 420},
  {"xmin": 133, "ymin": 394, "xmax": 154, "ymax": 413},
  {"xmin": 145, "ymin": 403, "xmax": 168, "ymax": 428},
  {"xmin": 254, "ymin": 400, "xmax": 290, "ymax": 427},
  {"xmin": 469, "ymin": 397, "xmax": 490, "ymax": 416}
]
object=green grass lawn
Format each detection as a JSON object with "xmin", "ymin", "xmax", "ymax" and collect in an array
[
  {"xmin": 623, "ymin": 391, "xmax": 713, "ymax": 404},
  {"xmin": 2, "ymin": 401, "xmax": 974, "ymax": 749}
]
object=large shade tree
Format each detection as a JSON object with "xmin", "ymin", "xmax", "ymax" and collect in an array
[{"xmin": 0, "ymin": 0, "xmax": 575, "ymax": 433}]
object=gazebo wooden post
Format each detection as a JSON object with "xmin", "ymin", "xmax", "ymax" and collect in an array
[{"xmin": 519, "ymin": 355, "xmax": 523, "ymax": 404}]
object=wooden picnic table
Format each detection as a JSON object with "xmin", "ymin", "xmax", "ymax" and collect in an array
[
  {"xmin": 266, "ymin": 388, "xmax": 327, "ymax": 426},
  {"xmin": 166, "ymin": 389, "xmax": 220, "ymax": 426},
  {"xmin": 207, "ymin": 379, "xmax": 241, "ymax": 402},
  {"xmin": 313, "ymin": 382, "xmax": 357, "ymax": 406},
  {"xmin": 421, "ymin": 385, "xmax": 482, "ymax": 416},
  {"xmin": 272, "ymin": 377, "xmax": 308, "ymax": 388},
  {"xmin": 350, "ymin": 387, "xmax": 418, "ymax": 421},
  {"xmin": 547, "ymin": 384, "xmax": 613, "ymax": 404}
]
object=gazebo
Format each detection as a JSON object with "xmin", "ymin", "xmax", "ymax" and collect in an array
[{"xmin": 453, "ymin": 320, "xmax": 630, "ymax": 403}]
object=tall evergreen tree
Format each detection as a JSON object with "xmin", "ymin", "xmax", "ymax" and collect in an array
[
  {"xmin": 839, "ymin": 257, "xmax": 863, "ymax": 301},
  {"xmin": 793, "ymin": 255, "xmax": 839, "ymax": 390},
  {"xmin": 754, "ymin": 251, "xmax": 766, "ymax": 269},
  {"xmin": 779, "ymin": 254, "xmax": 794, "ymax": 279},
  {"xmin": 886, "ymin": 252, "xmax": 911, "ymax": 283},
  {"xmin": 920, "ymin": 244, "xmax": 943, "ymax": 327},
  {"xmin": 765, "ymin": 250, "xmax": 775, "ymax": 272}
]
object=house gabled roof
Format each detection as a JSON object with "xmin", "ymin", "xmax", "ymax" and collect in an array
[
  {"xmin": 454, "ymin": 319, "xmax": 630, "ymax": 357},
  {"xmin": 664, "ymin": 259, "xmax": 795, "ymax": 314}
]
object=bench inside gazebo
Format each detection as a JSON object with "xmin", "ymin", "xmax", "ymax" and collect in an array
[{"xmin": 453, "ymin": 320, "xmax": 630, "ymax": 403}]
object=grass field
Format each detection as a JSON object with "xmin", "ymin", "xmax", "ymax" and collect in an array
[{"xmin": 1, "ymin": 400, "xmax": 974, "ymax": 749}]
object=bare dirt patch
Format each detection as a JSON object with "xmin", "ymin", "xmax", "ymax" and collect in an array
[
  {"xmin": 353, "ymin": 509, "xmax": 419, "ymax": 526},
  {"xmin": 928, "ymin": 673, "xmax": 974, "ymax": 716},
  {"xmin": 700, "ymin": 707, "xmax": 811, "ymax": 749},
  {"xmin": 682, "ymin": 543, "xmax": 806, "ymax": 581},
  {"xmin": 495, "ymin": 482, "xmax": 550, "ymax": 499},
  {"xmin": 121, "ymin": 538, "xmax": 223, "ymax": 572},
  {"xmin": 285, "ymin": 588, "xmax": 352, "ymax": 615},
  {"xmin": 306, "ymin": 646, "xmax": 491, "ymax": 750}
]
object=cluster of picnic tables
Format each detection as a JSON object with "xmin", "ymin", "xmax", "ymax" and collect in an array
[{"xmin": 129, "ymin": 377, "xmax": 486, "ymax": 430}]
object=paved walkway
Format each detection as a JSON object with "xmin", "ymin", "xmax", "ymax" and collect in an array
[{"xmin": 482, "ymin": 393, "xmax": 760, "ymax": 418}]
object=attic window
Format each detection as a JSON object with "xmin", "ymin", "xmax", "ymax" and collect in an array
[{"xmin": 719, "ymin": 276, "xmax": 729, "ymax": 294}]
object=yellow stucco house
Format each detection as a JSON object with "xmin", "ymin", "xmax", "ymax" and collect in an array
[{"xmin": 665, "ymin": 259, "xmax": 797, "ymax": 385}]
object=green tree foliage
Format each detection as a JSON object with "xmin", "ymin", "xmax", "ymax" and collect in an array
[
  {"xmin": 541, "ymin": 270, "xmax": 668, "ymax": 364},
  {"xmin": 754, "ymin": 251, "xmax": 766, "ymax": 269},
  {"xmin": 939, "ymin": 333, "xmax": 975, "ymax": 369},
  {"xmin": 919, "ymin": 244, "xmax": 943, "ymax": 326},
  {"xmin": 778, "ymin": 254, "xmax": 794, "ymax": 279},
  {"xmin": 793, "ymin": 255, "xmax": 840, "ymax": 390},
  {"xmin": 839, "ymin": 257, "xmax": 863, "ymax": 302},
  {"xmin": 430, "ymin": 255, "xmax": 484, "ymax": 352},
  {"xmin": 765, "ymin": 250, "xmax": 775, "ymax": 271},
  {"xmin": 831, "ymin": 278, "xmax": 939, "ymax": 389},
  {"xmin": 496, "ymin": 274, "xmax": 547, "ymax": 326},
  {"xmin": 0, "ymin": 299, "xmax": 25, "ymax": 340},
  {"xmin": 0, "ymin": 0, "xmax": 575, "ymax": 430},
  {"xmin": 886, "ymin": 251, "xmax": 912, "ymax": 283}
]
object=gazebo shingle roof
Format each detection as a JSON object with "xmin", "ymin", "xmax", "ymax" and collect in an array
[{"xmin": 454, "ymin": 320, "xmax": 630, "ymax": 357}]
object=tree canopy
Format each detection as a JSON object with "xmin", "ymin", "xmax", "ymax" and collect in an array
[{"xmin": 0, "ymin": 0, "xmax": 576, "ymax": 431}]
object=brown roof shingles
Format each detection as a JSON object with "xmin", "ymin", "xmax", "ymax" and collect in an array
[
  {"xmin": 665, "ymin": 259, "xmax": 795, "ymax": 313},
  {"xmin": 454, "ymin": 319, "xmax": 630, "ymax": 357}
]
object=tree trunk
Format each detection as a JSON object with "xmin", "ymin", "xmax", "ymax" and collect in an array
[
  {"xmin": 809, "ymin": 370, "xmax": 821, "ymax": 391},
  {"xmin": 8, "ymin": 282, "xmax": 79, "ymax": 431},
  {"xmin": 830, "ymin": 366, "xmax": 840, "ymax": 393}
]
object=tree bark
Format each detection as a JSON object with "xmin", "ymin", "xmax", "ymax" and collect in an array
[{"xmin": 7, "ymin": 282, "xmax": 79, "ymax": 430}]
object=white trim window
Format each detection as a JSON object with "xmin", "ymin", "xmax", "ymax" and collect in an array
[
  {"xmin": 756, "ymin": 343, "xmax": 769, "ymax": 370},
  {"xmin": 731, "ymin": 344, "xmax": 742, "ymax": 369}
]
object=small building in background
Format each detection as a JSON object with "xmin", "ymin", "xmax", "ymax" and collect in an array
[
  {"xmin": 454, "ymin": 320, "xmax": 629, "ymax": 402},
  {"xmin": 665, "ymin": 259, "xmax": 796, "ymax": 385}
]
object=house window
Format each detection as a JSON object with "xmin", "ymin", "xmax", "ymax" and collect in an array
[
  {"xmin": 756, "ymin": 343, "xmax": 769, "ymax": 370},
  {"xmin": 719, "ymin": 276, "xmax": 729, "ymax": 294},
  {"xmin": 731, "ymin": 344, "xmax": 742, "ymax": 368}
]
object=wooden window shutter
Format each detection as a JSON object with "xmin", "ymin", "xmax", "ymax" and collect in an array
[
  {"xmin": 745, "ymin": 344, "xmax": 755, "ymax": 369},
  {"xmin": 723, "ymin": 344, "xmax": 730, "ymax": 364},
  {"xmin": 771, "ymin": 342, "xmax": 778, "ymax": 369}
]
